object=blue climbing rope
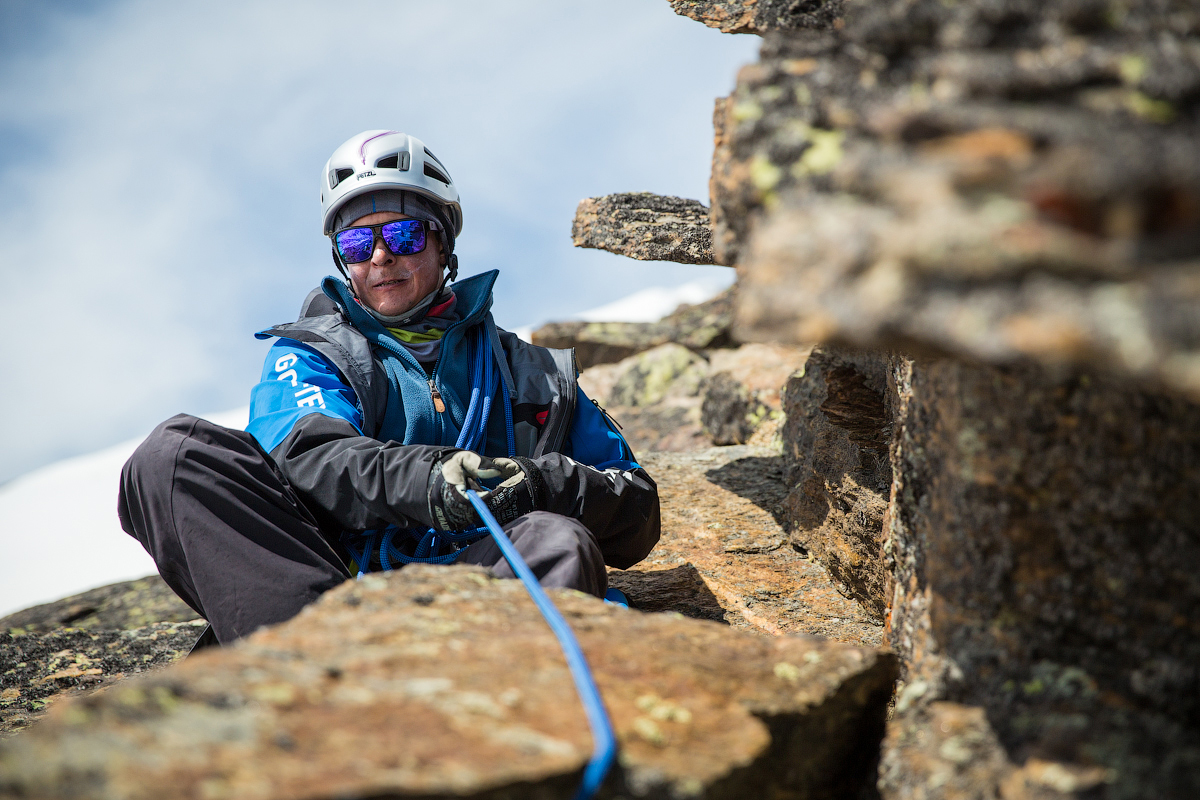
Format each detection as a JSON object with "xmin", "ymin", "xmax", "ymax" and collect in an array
[
  {"xmin": 341, "ymin": 319, "xmax": 615, "ymax": 797},
  {"xmin": 467, "ymin": 491, "xmax": 616, "ymax": 800}
]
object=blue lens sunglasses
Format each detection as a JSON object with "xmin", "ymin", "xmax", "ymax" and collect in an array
[{"xmin": 333, "ymin": 218, "xmax": 446, "ymax": 264}]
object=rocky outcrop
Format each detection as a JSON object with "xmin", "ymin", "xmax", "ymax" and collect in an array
[
  {"xmin": 2, "ymin": 565, "xmax": 898, "ymax": 800},
  {"xmin": 668, "ymin": 0, "xmax": 843, "ymax": 36},
  {"xmin": 572, "ymin": 193, "xmax": 716, "ymax": 265},
  {"xmin": 712, "ymin": 0, "xmax": 1200, "ymax": 398},
  {"xmin": 780, "ymin": 346, "xmax": 894, "ymax": 622},
  {"xmin": 532, "ymin": 285, "xmax": 736, "ymax": 369},
  {"xmin": 682, "ymin": 0, "xmax": 1200, "ymax": 795}
]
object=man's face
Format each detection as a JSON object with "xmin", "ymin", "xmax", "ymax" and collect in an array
[{"xmin": 344, "ymin": 211, "xmax": 445, "ymax": 317}]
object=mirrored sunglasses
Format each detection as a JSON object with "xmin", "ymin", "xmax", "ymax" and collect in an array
[{"xmin": 334, "ymin": 218, "xmax": 442, "ymax": 264}]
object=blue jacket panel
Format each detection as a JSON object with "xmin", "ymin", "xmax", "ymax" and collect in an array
[{"xmin": 248, "ymin": 342, "xmax": 364, "ymax": 455}]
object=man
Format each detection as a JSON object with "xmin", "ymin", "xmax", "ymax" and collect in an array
[{"xmin": 118, "ymin": 130, "xmax": 660, "ymax": 646}]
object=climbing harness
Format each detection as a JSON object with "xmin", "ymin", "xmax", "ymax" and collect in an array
[{"xmin": 467, "ymin": 491, "xmax": 617, "ymax": 800}]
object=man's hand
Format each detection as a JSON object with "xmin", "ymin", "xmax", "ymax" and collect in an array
[{"xmin": 427, "ymin": 451, "xmax": 546, "ymax": 531}]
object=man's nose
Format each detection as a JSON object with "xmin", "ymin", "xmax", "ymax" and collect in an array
[{"xmin": 370, "ymin": 235, "xmax": 394, "ymax": 266}]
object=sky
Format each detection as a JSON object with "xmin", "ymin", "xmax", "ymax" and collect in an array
[{"xmin": 0, "ymin": 0, "xmax": 757, "ymax": 484}]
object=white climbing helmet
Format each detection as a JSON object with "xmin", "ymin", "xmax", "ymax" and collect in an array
[{"xmin": 320, "ymin": 130, "xmax": 463, "ymax": 237}]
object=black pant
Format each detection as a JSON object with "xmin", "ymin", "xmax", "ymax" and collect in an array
[{"xmin": 118, "ymin": 415, "xmax": 607, "ymax": 644}]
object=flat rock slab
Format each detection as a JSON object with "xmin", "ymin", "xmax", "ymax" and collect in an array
[
  {"xmin": 572, "ymin": 192, "xmax": 715, "ymax": 265},
  {"xmin": 1, "ymin": 565, "xmax": 896, "ymax": 800},
  {"xmin": 668, "ymin": 0, "xmax": 842, "ymax": 35},
  {"xmin": 614, "ymin": 447, "xmax": 885, "ymax": 647}
]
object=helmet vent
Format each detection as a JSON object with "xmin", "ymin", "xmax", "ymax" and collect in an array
[
  {"xmin": 375, "ymin": 152, "xmax": 410, "ymax": 170},
  {"xmin": 424, "ymin": 161, "xmax": 450, "ymax": 184},
  {"xmin": 329, "ymin": 167, "xmax": 354, "ymax": 190}
]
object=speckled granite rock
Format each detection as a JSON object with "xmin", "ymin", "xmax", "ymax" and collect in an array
[
  {"xmin": 878, "ymin": 357, "xmax": 1200, "ymax": 800},
  {"xmin": 716, "ymin": 0, "xmax": 1200, "ymax": 396},
  {"xmin": 668, "ymin": 0, "xmax": 843, "ymax": 36},
  {"xmin": 532, "ymin": 286, "xmax": 736, "ymax": 370},
  {"xmin": 0, "ymin": 619, "xmax": 206, "ymax": 738},
  {"xmin": 571, "ymin": 193, "xmax": 716, "ymax": 265},
  {"xmin": 1, "ymin": 565, "xmax": 898, "ymax": 800}
]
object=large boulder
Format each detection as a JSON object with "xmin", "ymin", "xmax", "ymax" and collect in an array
[
  {"xmin": 879, "ymin": 358, "xmax": 1200, "ymax": 800},
  {"xmin": 1, "ymin": 565, "xmax": 898, "ymax": 800}
]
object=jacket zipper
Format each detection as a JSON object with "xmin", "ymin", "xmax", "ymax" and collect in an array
[{"xmin": 428, "ymin": 378, "xmax": 446, "ymax": 413}]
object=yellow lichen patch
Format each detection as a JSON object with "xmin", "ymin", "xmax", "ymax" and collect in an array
[
  {"xmin": 632, "ymin": 716, "xmax": 668, "ymax": 747},
  {"xmin": 774, "ymin": 662, "xmax": 802, "ymax": 683},
  {"xmin": 792, "ymin": 129, "xmax": 845, "ymax": 177},
  {"xmin": 635, "ymin": 694, "xmax": 693, "ymax": 724},
  {"xmin": 749, "ymin": 154, "xmax": 783, "ymax": 193}
]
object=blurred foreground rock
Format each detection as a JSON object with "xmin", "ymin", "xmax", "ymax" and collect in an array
[
  {"xmin": 572, "ymin": 193, "xmax": 715, "ymax": 265},
  {"xmin": 879, "ymin": 358, "xmax": 1200, "ymax": 800},
  {"xmin": 714, "ymin": 0, "xmax": 1200, "ymax": 398},
  {"xmin": 670, "ymin": 0, "xmax": 1200, "ymax": 793},
  {"xmin": 1, "ymin": 565, "xmax": 898, "ymax": 800}
]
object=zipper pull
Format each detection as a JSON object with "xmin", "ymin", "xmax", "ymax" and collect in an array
[{"xmin": 428, "ymin": 378, "xmax": 446, "ymax": 413}]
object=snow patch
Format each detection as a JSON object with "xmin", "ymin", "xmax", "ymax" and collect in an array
[{"xmin": 0, "ymin": 408, "xmax": 248, "ymax": 618}]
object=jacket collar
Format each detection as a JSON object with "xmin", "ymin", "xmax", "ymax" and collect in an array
[{"xmin": 318, "ymin": 269, "xmax": 498, "ymax": 331}]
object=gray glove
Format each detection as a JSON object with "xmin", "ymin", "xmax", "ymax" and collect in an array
[{"xmin": 427, "ymin": 451, "xmax": 546, "ymax": 531}]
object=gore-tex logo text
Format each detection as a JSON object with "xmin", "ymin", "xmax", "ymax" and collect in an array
[
  {"xmin": 357, "ymin": 170, "xmax": 375, "ymax": 180},
  {"xmin": 273, "ymin": 353, "xmax": 326, "ymax": 409}
]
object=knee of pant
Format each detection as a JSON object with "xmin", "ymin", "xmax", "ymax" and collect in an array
[
  {"xmin": 121, "ymin": 414, "xmax": 201, "ymax": 494},
  {"xmin": 521, "ymin": 511, "xmax": 600, "ymax": 555}
]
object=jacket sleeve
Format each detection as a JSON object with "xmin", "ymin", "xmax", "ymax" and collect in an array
[
  {"xmin": 539, "ymin": 387, "xmax": 660, "ymax": 569},
  {"xmin": 248, "ymin": 340, "xmax": 447, "ymax": 532}
]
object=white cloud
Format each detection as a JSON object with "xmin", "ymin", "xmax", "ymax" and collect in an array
[{"xmin": 0, "ymin": 0, "xmax": 757, "ymax": 483}]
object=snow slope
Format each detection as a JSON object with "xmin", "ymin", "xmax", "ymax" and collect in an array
[{"xmin": 0, "ymin": 279, "xmax": 730, "ymax": 618}]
